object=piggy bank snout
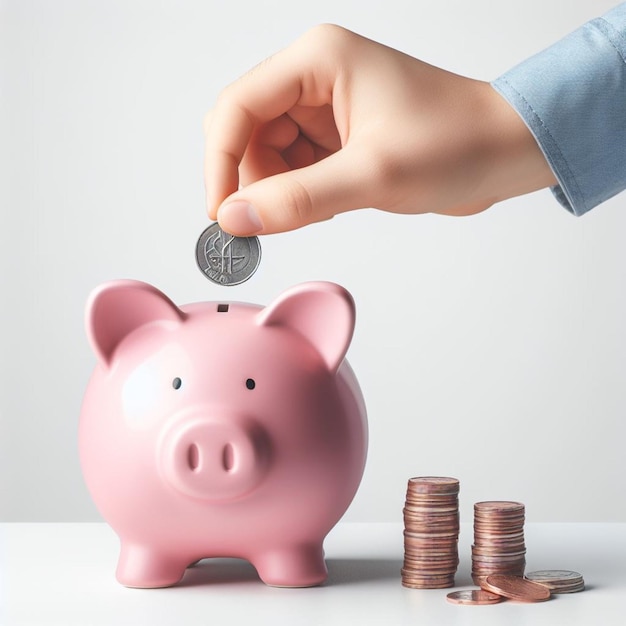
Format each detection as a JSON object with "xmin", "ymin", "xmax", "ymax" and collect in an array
[{"xmin": 159, "ymin": 415, "xmax": 270, "ymax": 502}]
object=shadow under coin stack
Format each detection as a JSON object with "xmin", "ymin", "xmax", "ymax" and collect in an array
[
  {"xmin": 402, "ymin": 477, "xmax": 460, "ymax": 589},
  {"xmin": 472, "ymin": 501, "xmax": 526, "ymax": 585}
]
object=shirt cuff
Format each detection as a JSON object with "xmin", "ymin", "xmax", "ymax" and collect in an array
[{"xmin": 491, "ymin": 3, "xmax": 626, "ymax": 216}]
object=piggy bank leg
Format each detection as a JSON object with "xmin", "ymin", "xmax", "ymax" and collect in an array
[
  {"xmin": 254, "ymin": 543, "xmax": 327, "ymax": 587},
  {"xmin": 116, "ymin": 543, "xmax": 188, "ymax": 588}
]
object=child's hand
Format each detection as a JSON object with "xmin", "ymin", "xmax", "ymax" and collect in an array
[{"xmin": 204, "ymin": 24, "xmax": 555, "ymax": 235}]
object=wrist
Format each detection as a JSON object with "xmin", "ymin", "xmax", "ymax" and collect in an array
[{"xmin": 478, "ymin": 83, "xmax": 557, "ymax": 206}]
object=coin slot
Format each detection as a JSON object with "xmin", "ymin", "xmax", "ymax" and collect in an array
[
  {"xmin": 222, "ymin": 443, "xmax": 234, "ymax": 472},
  {"xmin": 217, "ymin": 304, "xmax": 229, "ymax": 313},
  {"xmin": 187, "ymin": 443, "xmax": 200, "ymax": 472}
]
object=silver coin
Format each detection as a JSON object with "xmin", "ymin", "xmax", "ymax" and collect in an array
[
  {"xmin": 525, "ymin": 570, "xmax": 584, "ymax": 594},
  {"xmin": 446, "ymin": 589, "xmax": 503, "ymax": 605},
  {"xmin": 196, "ymin": 223, "xmax": 261, "ymax": 286},
  {"xmin": 525, "ymin": 570, "xmax": 583, "ymax": 582}
]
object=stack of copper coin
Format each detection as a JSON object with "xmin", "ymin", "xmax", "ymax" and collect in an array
[
  {"xmin": 402, "ymin": 477, "xmax": 460, "ymax": 589},
  {"xmin": 472, "ymin": 501, "xmax": 526, "ymax": 585}
]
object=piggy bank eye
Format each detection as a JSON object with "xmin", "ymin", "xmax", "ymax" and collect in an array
[
  {"xmin": 172, "ymin": 377, "xmax": 182, "ymax": 390},
  {"xmin": 245, "ymin": 378, "xmax": 256, "ymax": 390}
]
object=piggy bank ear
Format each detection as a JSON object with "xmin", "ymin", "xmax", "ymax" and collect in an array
[
  {"xmin": 86, "ymin": 280, "xmax": 184, "ymax": 366},
  {"xmin": 257, "ymin": 282, "xmax": 356, "ymax": 372}
]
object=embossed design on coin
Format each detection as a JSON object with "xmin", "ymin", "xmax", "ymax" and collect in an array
[{"xmin": 196, "ymin": 223, "xmax": 261, "ymax": 286}]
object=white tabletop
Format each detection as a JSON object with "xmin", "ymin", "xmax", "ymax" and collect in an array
[{"xmin": 1, "ymin": 522, "xmax": 624, "ymax": 625}]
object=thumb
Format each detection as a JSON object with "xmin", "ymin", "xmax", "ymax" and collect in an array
[{"xmin": 216, "ymin": 148, "xmax": 374, "ymax": 236}]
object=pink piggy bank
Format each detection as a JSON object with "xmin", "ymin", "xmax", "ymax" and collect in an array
[{"xmin": 79, "ymin": 280, "xmax": 367, "ymax": 588}]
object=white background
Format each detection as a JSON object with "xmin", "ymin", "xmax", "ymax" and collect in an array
[{"xmin": 1, "ymin": 0, "xmax": 624, "ymax": 524}]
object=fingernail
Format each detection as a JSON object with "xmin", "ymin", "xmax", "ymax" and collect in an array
[{"xmin": 218, "ymin": 201, "xmax": 263, "ymax": 235}]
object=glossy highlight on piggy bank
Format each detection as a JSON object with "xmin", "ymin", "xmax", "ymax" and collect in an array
[{"xmin": 79, "ymin": 280, "xmax": 368, "ymax": 588}]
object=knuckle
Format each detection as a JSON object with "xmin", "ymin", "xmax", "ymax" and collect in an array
[
  {"xmin": 300, "ymin": 23, "xmax": 354, "ymax": 54},
  {"xmin": 351, "ymin": 141, "xmax": 409, "ymax": 209},
  {"xmin": 374, "ymin": 152, "xmax": 405, "ymax": 188},
  {"xmin": 244, "ymin": 53, "xmax": 275, "ymax": 80},
  {"xmin": 366, "ymin": 139, "xmax": 408, "ymax": 185},
  {"xmin": 215, "ymin": 78, "xmax": 258, "ymax": 128},
  {"xmin": 373, "ymin": 162, "xmax": 409, "ymax": 209},
  {"xmin": 282, "ymin": 177, "xmax": 315, "ymax": 226},
  {"xmin": 215, "ymin": 84, "xmax": 236, "ymax": 110}
]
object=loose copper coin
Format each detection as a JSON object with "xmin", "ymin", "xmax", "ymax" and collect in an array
[
  {"xmin": 481, "ymin": 575, "xmax": 551, "ymax": 602},
  {"xmin": 446, "ymin": 589, "xmax": 504, "ymax": 605}
]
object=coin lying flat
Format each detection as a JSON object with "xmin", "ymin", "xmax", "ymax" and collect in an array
[
  {"xmin": 196, "ymin": 223, "xmax": 261, "ymax": 286},
  {"xmin": 446, "ymin": 589, "xmax": 504, "ymax": 605},
  {"xmin": 525, "ymin": 570, "xmax": 585, "ymax": 593},
  {"xmin": 409, "ymin": 476, "xmax": 460, "ymax": 488},
  {"xmin": 481, "ymin": 575, "xmax": 551, "ymax": 602},
  {"xmin": 474, "ymin": 501, "xmax": 525, "ymax": 513}
]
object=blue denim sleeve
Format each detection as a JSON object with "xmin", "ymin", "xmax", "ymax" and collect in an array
[{"xmin": 491, "ymin": 3, "xmax": 626, "ymax": 215}]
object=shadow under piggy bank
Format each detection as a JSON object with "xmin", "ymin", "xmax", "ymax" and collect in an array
[{"xmin": 177, "ymin": 558, "xmax": 403, "ymax": 588}]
